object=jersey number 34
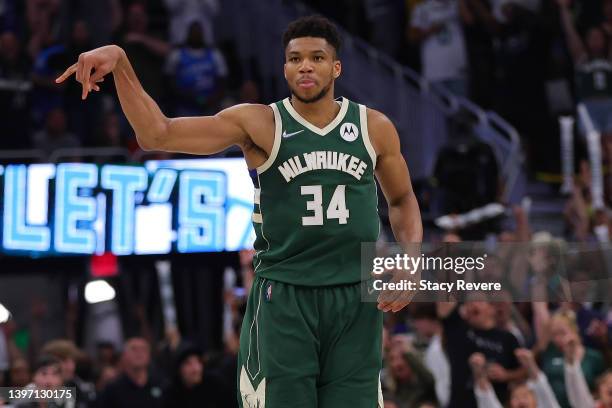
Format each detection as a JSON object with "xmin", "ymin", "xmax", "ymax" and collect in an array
[{"xmin": 301, "ymin": 185, "xmax": 349, "ymax": 226}]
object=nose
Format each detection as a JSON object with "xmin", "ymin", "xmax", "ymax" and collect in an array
[{"xmin": 299, "ymin": 59, "xmax": 313, "ymax": 73}]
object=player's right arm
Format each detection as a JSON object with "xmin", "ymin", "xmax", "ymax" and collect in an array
[{"xmin": 56, "ymin": 45, "xmax": 261, "ymax": 155}]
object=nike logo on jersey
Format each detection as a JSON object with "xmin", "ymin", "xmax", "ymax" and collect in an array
[
  {"xmin": 282, "ymin": 129, "xmax": 304, "ymax": 138},
  {"xmin": 278, "ymin": 150, "xmax": 368, "ymax": 183}
]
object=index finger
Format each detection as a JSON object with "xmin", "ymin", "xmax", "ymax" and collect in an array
[{"xmin": 55, "ymin": 63, "xmax": 78, "ymax": 83}]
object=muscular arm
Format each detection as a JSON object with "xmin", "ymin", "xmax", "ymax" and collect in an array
[
  {"xmin": 57, "ymin": 45, "xmax": 271, "ymax": 157},
  {"xmin": 369, "ymin": 109, "xmax": 423, "ymax": 312},
  {"xmin": 369, "ymin": 109, "xmax": 422, "ymax": 245},
  {"xmin": 112, "ymin": 47, "xmax": 259, "ymax": 153}
]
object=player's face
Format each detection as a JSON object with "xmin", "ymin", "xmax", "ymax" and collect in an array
[{"xmin": 284, "ymin": 37, "xmax": 341, "ymax": 104}]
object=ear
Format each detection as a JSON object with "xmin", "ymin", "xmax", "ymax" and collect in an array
[
  {"xmin": 333, "ymin": 60, "xmax": 341, "ymax": 79},
  {"xmin": 283, "ymin": 63, "xmax": 287, "ymax": 80}
]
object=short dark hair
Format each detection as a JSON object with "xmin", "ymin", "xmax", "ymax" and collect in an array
[
  {"xmin": 282, "ymin": 15, "xmax": 342, "ymax": 56},
  {"xmin": 33, "ymin": 355, "xmax": 61, "ymax": 373}
]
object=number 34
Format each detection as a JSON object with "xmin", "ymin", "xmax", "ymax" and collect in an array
[{"xmin": 301, "ymin": 185, "xmax": 349, "ymax": 225}]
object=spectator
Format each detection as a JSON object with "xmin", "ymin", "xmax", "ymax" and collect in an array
[
  {"xmin": 90, "ymin": 111, "xmax": 128, "ymax": 149},
  {"xmin": 469, "ymin": 348, "xmax": 560, "ymax": 408},
  {"xmin": 432, "ymin": 109, "xmax": 499, "ymax": 220},
  {"xmin": 557, "ymin": 301, "xmax": 611, "ymax": 355},
  {"xmin": 71, "ymin": 0, "xmax": 123, "ymax": 47},
  {"xmin": 165, "ymin": 21, "xmax": 227, "ymax": 116},
  {"xmin": 363, "ymin": 0, "xmax": 405, "ymax": 58},
  {"xmin": 381, "ymin": 338, "xmax": 438, "ymax": 408},
  {"xmin": 564, "ymin": 159, "xmax": 597, "ymax": 240},
  {"xmin": 1, "ymin": 320, "xmax": 22, "ymax": 384},
  {"xmin": 0, "ymin": 31, "xmax": 32, "ymax": 150},
  {"xmin": 437, "ymin": 294, "xmax": 526, "ymax": 407},
  {"xmin": 41, "ymin": 340, "xmax": 96, "ymax": 408},
  {"xmin": 558, "ymin": 0, "xmax": 612, "ymax": 139},
  {"xmin": 117, "ymin": 2, "xmax": 170, "ymax": 104},
  {"xmin": 238, "ymin": 80, "xmax": 261, "ymax": 105},
  {"xmin": 537, "ymin": 309, "xmax": 606, "ymax": 408},
  {"xmin": 595, "ymin": 370, "xmax": 612, "ymax": 407},
  {"xmin": 409, "ymin": 0, "xmax": 470, "ymax": 96},
  {"xmin": 95, "ymin": 341, "xmax": 118, "ymax": 371},
  {"xmin": 96, "ymin": 337, "xmax": 166, "ymax": 408},
  {"xmin": 94, "ymin": 365, "xmax": 118, "ymax": 393},
  {"xmin": 163, "ymin": 344, "xmax": 233, "ymax": 408},
  {"xmin": 62, "ymin": 20, "xmax": 102, "ymax": 144},
  {"xmin": 14, "ymin": 355, "xmax": 68, "ymax": 408},
  {"xmin": 461, "ymin": 0, "xmax": 496, "ymax": 107},
  {"xmin": 8, "ymin": 358, "xmax": 31, "ymax": 388},
  {"xmin": 163, "ymin": 0, "xmax": 219, "ymax": 46},
  {"xmin": 26, "ymin": 0, "xmax": 61, "ymax": 60},
  {"xmin": 467, "ymin": 0, "xmax": 546, "ymax": 164},
  {"xmin": 30, "ymin": 34, "xmax": 66, "ymax": 129},
  {"xmin": 410, "ymin": 303, "xmax": 451, "ymax": 407},
  {"xmin": 31, "ymin": 108, "xmax": 81, "ymax": 157},
  {"xmin": 601, "ymin": 0, "xmax": 612, "ymax": 45},
  {"xmin": 493, "ymin": 290, "xmax": 531, "ymax": 347}
]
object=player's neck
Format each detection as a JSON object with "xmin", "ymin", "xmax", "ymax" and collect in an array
[{"xmin": 290, "ymin": 95, "xmax": 340, "ymax": 129}]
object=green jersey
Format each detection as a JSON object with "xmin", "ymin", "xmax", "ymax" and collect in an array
[{"xmin": 250, "ymin": 97, "xmax": 380, "ymax": 286}]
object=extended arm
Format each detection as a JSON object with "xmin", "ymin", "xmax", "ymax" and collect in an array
[
  {"xmin": 515, "ymin": 348, "xmax": 560, "ymax": 408},
  {"xmin": 56, "ymin": 45, "xmax": 269, "ymax": 156},
  {"xmin": 470, "ymin": 353, "xmax": 504, "ymax": 408},
  {"xmin": 564, "ymin": 360, "xmax": 596, "ymax": 408}
]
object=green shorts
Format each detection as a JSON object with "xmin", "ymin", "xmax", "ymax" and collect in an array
[{"xmin": 237, "ymin": 276, "xmax": 384, "ymax": 408}]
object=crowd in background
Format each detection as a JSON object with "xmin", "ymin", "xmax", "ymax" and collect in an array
[
  {"xmin": 0, "ymin": 0, "xmax": 611, "ymax": 407},
  {"xmin": 0, "ymin": 0, "xmax": 253, "ymax": 156}
]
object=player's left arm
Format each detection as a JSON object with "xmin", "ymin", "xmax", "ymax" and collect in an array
[
  {"xmin": 368, "ymin": 108, "xmax": 423, "ymax": 246},
  {"xmin": 368, "ymin": 108, "xmax": 423, "ymax": 312}
]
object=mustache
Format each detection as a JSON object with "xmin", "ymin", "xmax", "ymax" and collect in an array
[{"xmin": 288, "ymin": 77, "xmax": 333, "ymax": 104}]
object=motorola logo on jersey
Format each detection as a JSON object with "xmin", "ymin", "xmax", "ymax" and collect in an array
[{"xmin": 340, "ymin": 122, "xmax": 359, "ymax": 142}]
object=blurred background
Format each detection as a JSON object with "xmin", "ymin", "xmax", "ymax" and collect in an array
[{"xmin": 0, "ymin": 0, "xmax": 611, "ymax": 407}]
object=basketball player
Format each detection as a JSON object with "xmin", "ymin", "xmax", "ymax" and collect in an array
[{"xmin": 57, "ymin": 15, "xmax": 422, "ymax": 408}]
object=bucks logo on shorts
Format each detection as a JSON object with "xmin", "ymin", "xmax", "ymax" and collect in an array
[
  {"xmin": 249, "ymin": 97, "xmax": 380, "ymax": 286},
  {"xmin": 240, "ymin": 366, "xmax": 266, "ymax": 407}
]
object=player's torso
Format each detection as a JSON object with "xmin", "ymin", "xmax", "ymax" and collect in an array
[{"xmin": 250, "ymin": 97, "xmax": 380, "ymax": 286}]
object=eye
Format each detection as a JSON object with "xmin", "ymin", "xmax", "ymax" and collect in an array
[
  {"xmin": 289, "ymin": 57, "xmax": 300, "ymax": 63},
  {"xmin": 314, "ymin": 55, "xmax": 324, "ymax": 61}
]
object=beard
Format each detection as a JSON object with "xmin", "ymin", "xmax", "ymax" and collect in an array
[{"xmin": 289, "ymin": 76, "xmax": 333, "ymax": 104}]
